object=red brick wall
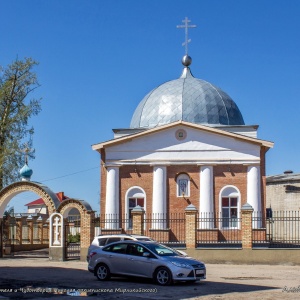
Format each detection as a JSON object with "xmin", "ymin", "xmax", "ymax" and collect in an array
[
  {"xmin": 167, "ymin": 165, "xmax": 199, "ymax": 213},
  {"xmin": 100, "ymin": 162, "xmax": 265, "ymax": 216},
  {"xmin": 119, "ymin": 165, "xmax": 153, "ymax": 217},
  {"xmin": 214, "ymin": 164, "xmax": 248, "ymax": 213}
]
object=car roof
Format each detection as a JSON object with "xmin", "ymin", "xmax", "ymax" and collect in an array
[
  {"xmin": 94, "ymin": 234, "xmax": 150, "ymax": 239},
  {"xmin": 103, "ymin": 240, "xmax": 158, "ymax": 246}
]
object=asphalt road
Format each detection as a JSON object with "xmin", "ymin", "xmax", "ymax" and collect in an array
[{"xmin": 0, "ymin": 255, "xmax": 300, "ymax": 299}]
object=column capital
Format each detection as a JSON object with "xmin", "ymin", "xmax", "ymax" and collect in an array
[
  {"xmin": 150, "ymin": 163, "xmax": 170, "ymax": 167},
  {"xmin": 104, "ymin": 164, "xmax": 121, "ymax": 169},
  {"xmin": 244, "ymin": 163, "xmax": 261, "ymax": 167}
]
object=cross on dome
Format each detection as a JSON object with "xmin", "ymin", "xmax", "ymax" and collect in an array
[
  {"xmin": 176, "ymin": 17, "xmax": 196, "ymax": 55},
  {"xmin": 21, "ymin": 143, "xmax": 33, "ymax": 165}
]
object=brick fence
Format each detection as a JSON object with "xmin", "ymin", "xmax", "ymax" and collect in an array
[{"xmin": 96, "ymin": 203, "xmax": 266, "ymax": 249}]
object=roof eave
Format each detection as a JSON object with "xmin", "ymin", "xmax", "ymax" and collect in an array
[{"xmin": 92, "ymin": 121, "xmax": 274, "ymax": 150}]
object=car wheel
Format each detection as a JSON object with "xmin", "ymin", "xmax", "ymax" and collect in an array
[
  {"xmin": 95, "ymin": 263, "xmax": 111, "ymax": 281},
  {"xmin": 154, "ymin": 267, "xmax": 172, "ymax": 285}
]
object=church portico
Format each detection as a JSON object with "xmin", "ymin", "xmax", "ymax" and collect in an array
[{"xmin": 99, "ymin": 127, "xmax": 271, "ymax": 234}]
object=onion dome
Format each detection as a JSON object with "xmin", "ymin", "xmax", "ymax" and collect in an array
[
  {"xmin": 19, "ymin": 163, "xmax": 33, "ymax": 181},
  {"xmin": 130, "ymin": 56, "xmax": 245, "ymax": 129}
]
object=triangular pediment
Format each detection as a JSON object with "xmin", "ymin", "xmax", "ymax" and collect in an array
[{"xmin": 92, "ymin": 121, "xmax": 273, "ymax": 165}]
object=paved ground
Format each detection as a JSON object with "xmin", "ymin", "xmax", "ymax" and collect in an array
[{"xmin": 0, "ymin": 253, "xmax": 300, "ymax": 299}]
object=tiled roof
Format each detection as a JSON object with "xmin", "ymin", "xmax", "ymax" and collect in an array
[{"xmin": 25, "ymin": 192, "xmax": 69, "ymax": 207}]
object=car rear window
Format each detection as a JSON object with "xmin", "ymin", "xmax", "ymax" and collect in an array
[
  {"xmin": 106, "ymin": 237, "xmax": 121, "ymax": 244},
  {"xmin": 98, "ymin": 238, "xmax": 108, "ymax": 246}
]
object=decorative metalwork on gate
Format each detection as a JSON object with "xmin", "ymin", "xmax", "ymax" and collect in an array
[{"xmin": 65, "ymin": 217, "xmax": 81, "ymax": 260}]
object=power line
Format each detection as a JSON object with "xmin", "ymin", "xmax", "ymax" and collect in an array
[{"xmin": 39, "ymin": 166, "xmax": 99, "ymax": 183}]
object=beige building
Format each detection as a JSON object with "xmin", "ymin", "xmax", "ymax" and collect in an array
[{"xmin": 266, "ymin": 171, "xmax": 300, "ymax": 211}]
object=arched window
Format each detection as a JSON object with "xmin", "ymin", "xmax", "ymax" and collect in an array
[
  {"xmin": 176, "ymin": 173, "xmax": 190, "ymax": 197},
  {"xmin": 125, "ymin": 187, "xmax": 146, "ymax": 229},
  {"xmin": 219, "ymin": 186, "xmax": 240, "ymax": 229}
]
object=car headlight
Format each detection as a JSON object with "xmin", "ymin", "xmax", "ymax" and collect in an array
[{"xmin": 171, "ymin": 261, "xmax": 191, "ymax": 268}]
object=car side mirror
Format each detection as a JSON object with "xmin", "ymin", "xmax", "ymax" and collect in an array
[{"xmin": 143, "ymin": 252, "xmax": 151, "ymax": 257}]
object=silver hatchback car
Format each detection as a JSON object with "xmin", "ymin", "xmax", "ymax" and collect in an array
[
  {"xmin": 87, "ymin": 234, "xmax": 153, "ymax": 262},
  {"xmin": 88, "ymin": 240, "xmax": 206, "ymax": 285}
]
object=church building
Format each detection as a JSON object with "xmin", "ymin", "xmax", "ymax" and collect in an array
[{"xmin": 92, "ymin": 20, "xmax": 273, "ymax": 231}]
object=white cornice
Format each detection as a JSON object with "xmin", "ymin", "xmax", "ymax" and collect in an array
[{"xmin": 92, "ymin": 121, "xmax": 274, "ymax": 151}]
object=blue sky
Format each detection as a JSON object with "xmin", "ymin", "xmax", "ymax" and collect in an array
[{"xmin": 1, "ymin": 0, "xmax": 300, "ymax": 213}]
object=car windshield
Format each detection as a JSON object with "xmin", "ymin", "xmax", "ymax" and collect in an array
[{"xmin": 145, "ymin": 243, "xmax": 178, "ymax": 256}]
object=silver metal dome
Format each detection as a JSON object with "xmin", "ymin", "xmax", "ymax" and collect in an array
[{"xmin": 130, "ymin": 67, "xmax": 245, "ymax": 128}]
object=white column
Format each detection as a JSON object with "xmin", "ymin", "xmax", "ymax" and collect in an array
[
  {"xmin": 105, "ymin": 166, "xmax": 119, "ymax": 229},
  {"xmin": 152, "ymin": 165, "xmax": 166, "ymax": 229},
  {"xmin": 199, "ymin": 165, "xmax": 214, "ymax": 229},
  {"xmin": 247, "ymin": 165, "xmax": 261, "ymax": 228}
]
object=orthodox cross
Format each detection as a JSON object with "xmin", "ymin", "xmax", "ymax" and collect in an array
[
  {"xmin": 53, "ymin": 216, "xmax": 61, "ymax": 245},
  {"xmin": 177, "ymin": 17, "xmax": 197, "ymax": 55},
  {"xmin": 21, "ymin": 144, "xmax": 33, "ymax": 165}
]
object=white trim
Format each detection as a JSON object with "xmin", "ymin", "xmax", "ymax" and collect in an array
[
  {"xmin": 104, "ymin": 159, "xmax": 261, "ymax": 166},
  {"xmin": 49, "ymin": 213, "xmax": 64, "ymax": 248},
  {"xmin": 176, "ymin": 173, "xmax": 190, "ymax": 197},
  {"xmin": 219, "ymin": 185, "xmax": 241, "ymax": 230},
  {"xmin": 92, "ymin": 120, "xmax": 274, "ymax": 150},
  {"xmin": 125, "ymin": 186, "xmax": 146, "ymax": 230}
]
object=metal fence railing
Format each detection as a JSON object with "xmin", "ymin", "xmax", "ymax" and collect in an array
[
  {"xmin": 252, "ymin": 211, "xmax": 300, "ymax": 248},
  {"xmin": 93, "ymin": 213, "xmax": 186, "ymax": 247},
  {"xmin": 196, "ymin": 212, "xmax": 242, "ymax": 248},
  {"xmin": 93, "ymin": 214, "xmax": 132, "ymax": 236},
  {"xmin": 144, "ymin": 213, "xmax": 186, "ymax": 247},
  {"xmin": 91, "ymin": 210, "xmax": 300, "ymax": 249}
]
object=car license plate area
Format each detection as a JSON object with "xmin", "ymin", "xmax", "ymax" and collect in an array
[{"xmin": 195, "ymin": 269, "xmax": 204, "ymax": 276}]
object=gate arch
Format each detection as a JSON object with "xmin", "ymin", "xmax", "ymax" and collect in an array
[
  {"xmin": 0, "ymin": 181, "xmax": 61, "ymax": 218},
  {"xmin": 58, "ymin": 199, "xmax": 94, "ymax": 260},
  {"xmin": 0, "ymin": 181, "xmax": 95, "ymax": 261},
  {"xmin": 0, "ymin": 181, "xmax": 61, "ymax": 259}
]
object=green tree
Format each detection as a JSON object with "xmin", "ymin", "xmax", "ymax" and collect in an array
[{"xmin": 0, "ymin": 58, "xmax": 41, "ymax": 190}]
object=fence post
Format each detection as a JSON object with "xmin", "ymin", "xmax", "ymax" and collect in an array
[
  {"xmin": 80, "ymin": 211, "xmax": 95, "ymax": 261},
  {"xmin": 241, "ymin": 203, "xmax": 254, "ymax": 249},
  {"xmin": 37, "ymin": 216, "xmax": 43, "ymax": 245},
  {"xmin": 185, "ymin": 204, "xmax": 198, "ymax": 248},
  {"xmin": 132, "ymin": 205, "xmax": 145, "ymax": 235},
  {"xmin": 27, "ymin": 215, "xmax": 34, "ymax": 245},
  {"xmin": 15, "ymin": 214, "xmax": 23, "ymax": 245}
]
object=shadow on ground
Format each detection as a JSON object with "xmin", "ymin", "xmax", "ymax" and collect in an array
[{"xmin": 0, "ymin": 264, "xmax": 278, "ymax": 299}]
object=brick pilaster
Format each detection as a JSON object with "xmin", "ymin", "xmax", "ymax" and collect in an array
[
  {"xmin": 15, "ymin": 215, "xmax": 23, "ymax": 245},
  {"xmin": 132, "ymin": 205, "xmax": 145, "ymax": 235},
  {"xmin": 37, "ymin": 216, "xmax": 43, "ymax": 244},
  {"xmin": 241, "ymin": 203, "xmax": 254, "ymax": 249},
  {"xmin": 27, "ymin": 215, "xmax": 34, "ymax": 245},
  {"xmin": 185, "ymin": 204, "xmax": 197, "ymax": 248}
]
